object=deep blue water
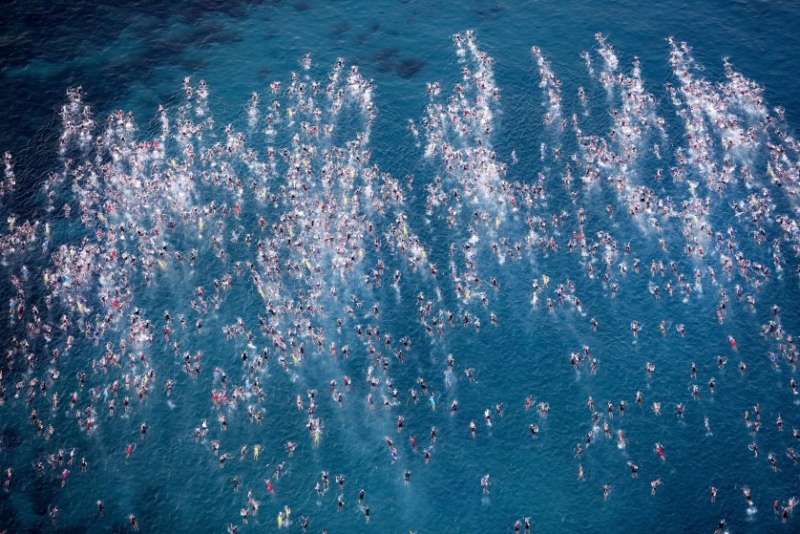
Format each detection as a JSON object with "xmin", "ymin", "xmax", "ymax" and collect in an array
[{"xmin": 2, "ymin": 1, "xmax": 800, "ymax": 533}]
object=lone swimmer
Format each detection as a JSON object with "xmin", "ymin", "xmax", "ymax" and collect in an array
[{"xmin": 481, "ymin": 474, "xmax": 490, "ymax": 494}]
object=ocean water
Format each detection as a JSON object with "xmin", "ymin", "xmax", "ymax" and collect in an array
[{"xmin": 1, "ymin": 1, "xmax": 800, "ymax": 533}]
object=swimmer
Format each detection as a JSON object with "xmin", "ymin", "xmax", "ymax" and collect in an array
[
  {"xmin": 651, "ymin": 478, "xmax": 661, "ymax": 495},
  {"xmin": 743, "ymin": 486, "xmax": 753, "ymax": 506},
  {"xmin": 652, "ymin": 402, "xmax": 661, "ymax": 416},
  {"xmin": 768, "ymin": 453, "xmax": 778, "ymax": 472},
  {"xmin": 539, "ymin": 402, "xmax": 549, "ymax": 417},
  {"xmin": 627, "ymin": 461, "xmax": 638, "ymax": 477}
]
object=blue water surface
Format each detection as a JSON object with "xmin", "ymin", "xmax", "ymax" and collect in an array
[{"xmin": 1, "ymin": 1, "xmax": 800, "ymax": 533}]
